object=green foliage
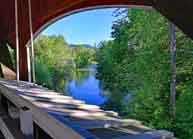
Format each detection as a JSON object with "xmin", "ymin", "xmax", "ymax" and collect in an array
[
  {"xmin": 74, "ymin": 45, "xmax": 96, "ymax": 68},
  {"xmin": 34, "ymin": 9, "xmax": 193, "ymax": 138},
  {"xmin": 97, "ymin": 9, "xmax": 193, "ymax": 139},
  {"xmin": 34, "ymin": 35, "xmax": 75, "ymax": 91},
  {"xmin": 176, "ymin": 87, "xmax": 193, "ymax": 138},
  {"xmin": 35, "ymin": 63, "xmax": 54, "ymax": 88},
  {"xmin": 34, "ymin": 35, "xmax": 96, "ymax": 92},
  {"xmin": 174, "ymin": 30, "xmax": 193, "ymax": 138},
  {"xmin": 7, "ymin": 45, "xmax": 16, "ymax": 70}
]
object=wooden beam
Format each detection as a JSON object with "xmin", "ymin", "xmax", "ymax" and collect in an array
[
  {"xmin": 20, "ymin": 107, "xmax": 33, "ymax": 139},
  {"xmin": 153, "ymin": 0, "xmax": 193, "ymax": 40},
  {"xmin": 19, "ymin": 45, "xmax": 28, "ymax": 81}
]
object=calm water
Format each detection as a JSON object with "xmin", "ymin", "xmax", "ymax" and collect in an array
[{"xmin": 65, "ymin": 66, "xmax": 107, "ymax": 105}]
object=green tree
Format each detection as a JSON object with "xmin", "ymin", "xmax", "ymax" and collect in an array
[
  {"xmin": 74, "ymin": 45, "xmax": 96, "ymax": 68},
  {"xmin": 34, "ymin": 35, "xmax": 97, "ymax": 92},
  {"xmin": 34, "ymin": 35, "xmax": 74, "ymax": 92},
  {"xmin": 97, "ymin": 8, "xmax": 193, "ymax": 138}
]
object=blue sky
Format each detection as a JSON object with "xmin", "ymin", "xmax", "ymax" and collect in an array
[{"xmin": 42, "ymin": 8, "xmax": 117, "ymax": 46}]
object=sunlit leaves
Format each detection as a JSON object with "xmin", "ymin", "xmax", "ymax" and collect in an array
[{"xmin": 97, "ymin": 8, "xmax": 193, "ymax": 139}]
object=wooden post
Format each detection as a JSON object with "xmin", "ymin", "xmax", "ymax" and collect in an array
[
  {"xmin": 19, "ymin": 45, "xmax": 29, "ymax": 81},
  {"xmin": 0, "ymin": 95, "xmax": 8, "ymax": 113},
  {"xmin": 20, "ymin": 107, "xmax": 33, "ymax": 139},
  {"xmin": 17, "ymin": 0, "xmax": 29, "ymax": 81},
  {"xmin": 169, "ymin": 22, "xmax": 176, "ymax": 119}
]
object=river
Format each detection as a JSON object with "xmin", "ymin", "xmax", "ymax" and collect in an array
[{"xmin": 65, "ymin": 65, "xmax": 107, "ymax": 106}]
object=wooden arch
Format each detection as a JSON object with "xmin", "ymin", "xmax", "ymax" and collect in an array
[
  {"xmin": 0, "ymin": 0, "xmax": 153, "ymax": 80},
  {"xmin": 32, "ymin": 5, "xmax": 152, "ymax": 44},
  {"xmin": 3, "ymin": 0, "xmax": 193, "ymax": 81}
]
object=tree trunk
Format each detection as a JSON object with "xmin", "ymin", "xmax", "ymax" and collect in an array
[{"xmin": 169, "ymin": 22, "xmax": 176, "ymax": 119}]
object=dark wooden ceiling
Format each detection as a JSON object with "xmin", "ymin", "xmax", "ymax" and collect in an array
[
  {"xmin": 0, "ymin": 0, "xmax": 153, "ymax": 80},
  {"xmin": 0, "ymin": 0, "xmax": 192, "ymax": 80}
]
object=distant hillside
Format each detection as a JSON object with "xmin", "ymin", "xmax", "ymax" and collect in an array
[{"xmin": 69, "ymin": 44, "xmax": 94, "ymax": 48}]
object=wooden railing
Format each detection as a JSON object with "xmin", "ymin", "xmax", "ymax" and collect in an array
[{"xmin": 0, "ymin": 79, "xmax": 176, "ymax": 139}]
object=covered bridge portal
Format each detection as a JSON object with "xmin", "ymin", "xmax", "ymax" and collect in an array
[{"xmin": 0, "ymin": 0, "xmax": 193, "ymax": 81}]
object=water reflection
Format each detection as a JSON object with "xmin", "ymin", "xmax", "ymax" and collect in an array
[{"xmin": 65, "ymin": 66, "xmax": 107, "ymax": 105}]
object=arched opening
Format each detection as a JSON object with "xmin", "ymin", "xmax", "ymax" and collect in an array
[
  {"xmin": 29, "ymin": 5, "xmax": 152, "ymax": 45},
  {"xmin": 0, "ymin": 1, "xmax": 192, "ymax": 138},
  {"xmin": 31, "ymin": 6, "xmax": 193, "ymax": 139},
  {"xmin": 33, "ymin": 8, "xmax": 124, "ymax": 105}
]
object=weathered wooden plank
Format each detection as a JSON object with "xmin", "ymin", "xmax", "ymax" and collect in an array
[
  {"xmin": 20, "ymin": 94, "xmax": 85, "ymax": 105},
  {"xmin": 30, "ymin": 101, "xmax": 102, "ymax": 112},
  {"xmin": 0, "ymin": 79, "xmax": 174, "ymax": 139},
  {"xmin": 0, "ymin": 80, "xmax": 86, "ymax": 139},
  {"xmin": 0, "ymin": 80, "xmax": 108, "ymax": 117}
]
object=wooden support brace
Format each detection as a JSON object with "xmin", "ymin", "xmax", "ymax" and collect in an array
[
  {"xmin": 19, "ymin": 45, "xmax": 28, "ymax": 81},
  {"xmin": 7, "ymin": 101, "xmax": 19, "ymax": 119}
]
